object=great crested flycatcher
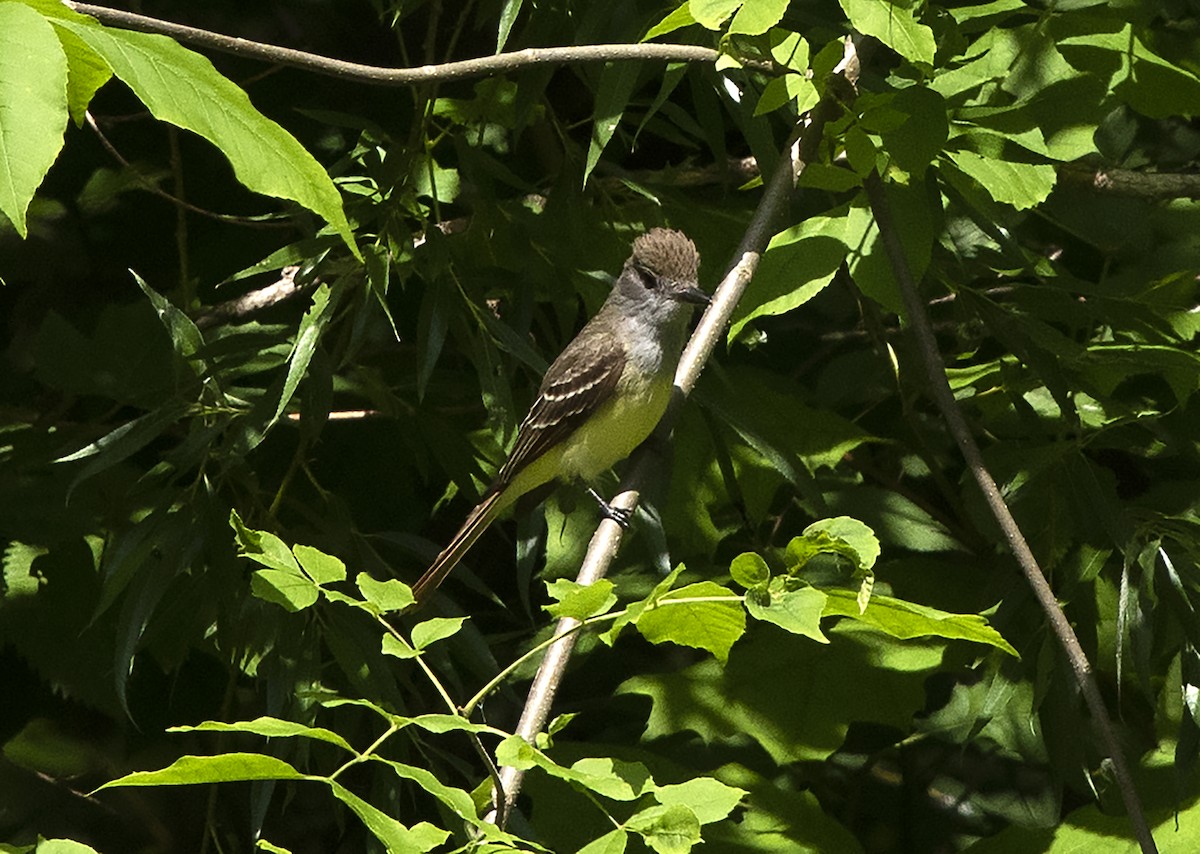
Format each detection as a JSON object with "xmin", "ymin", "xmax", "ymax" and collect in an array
[{"xmin": 411, "ymin": 228, "xmax": 707, "ymax": 604}]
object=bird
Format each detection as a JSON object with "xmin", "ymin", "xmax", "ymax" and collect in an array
[{"xmin": 410, "ymin": 228, "xmax": 707, "ymax": 605}]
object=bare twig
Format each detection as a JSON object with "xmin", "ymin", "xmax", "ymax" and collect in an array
[
  {"xmin": 65, "ymin": 3, "xmax": 775, "ymax": 84},
  {"xmin": 1058, "ymin": 165, "xmax": 1200, "ymax": 200},
  {"xmin": 862, "ymin": 172, "xmax": 1158, "ymax": 854},
  {"xmin": 193, "ymin": 267, "xmax": 306, "ymax": 329},
  {"xmin": 486, "ymin": 44, "xmax": 848, "ymax": 825},
  {"xmin": 85, "ymin": 112, "xmax": 288, "ymax": 228}
]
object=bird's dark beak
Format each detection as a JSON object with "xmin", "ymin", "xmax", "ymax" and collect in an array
[{"xmin": 676, "ymin": 285, "xmax": 711, "ymax": 306}]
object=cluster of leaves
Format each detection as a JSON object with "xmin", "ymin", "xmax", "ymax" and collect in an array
[{"xmin": 1, "ymin": 0, "xmax": 1200, "ymax": 852}]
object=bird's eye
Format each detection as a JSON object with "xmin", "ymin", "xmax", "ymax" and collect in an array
[{"xmin": 633, "ymin": 264, "xmax": 659, "ymax": 289}]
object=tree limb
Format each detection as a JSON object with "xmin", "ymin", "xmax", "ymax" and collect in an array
[
  {"xmin": 862, "ymin": 172, "xmax": 1158, "ymax": 854},
  {"xmin": 65, "ymin": 3, "xmax": 775, "ymax": 84}
]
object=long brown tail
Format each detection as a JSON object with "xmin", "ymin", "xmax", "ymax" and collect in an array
[{"xmin": 411, "ymin": 490, "xmax": 504, "ymax": 605}]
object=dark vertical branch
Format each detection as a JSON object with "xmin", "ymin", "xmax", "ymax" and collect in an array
[{"xmin": 862, "ymin": 172, "xmax": 1158, "ymax": 854}]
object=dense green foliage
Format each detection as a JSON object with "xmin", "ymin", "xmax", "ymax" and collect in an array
[{"xmin": 2, "ymin": 0, "xmax": 1200, "ymax": 851}]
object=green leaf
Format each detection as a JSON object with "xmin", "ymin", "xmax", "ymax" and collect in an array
[
  {"xmin": 356, "ymin": 572, "xmax": 415, "ymax": 613},
  {"xmin": 251, "ymin": 568, "xmax": 319, "ymax": 612},
  {"xmin": 411, "ymin": 617, "xmax": 466, "ymax": 649},
  {"xmin": 838, "ymin": 0, "xmax": 935, "ymax": 65},
  {"xmin": 645, "ymin": 4, "xmax": 696, "ymax": 41},
  {"xmin": 654, "ymin": 777, "xmax": 747, "ymax": 824},
  {"xmin": 0, "ymin": 2, "xmax": 68, "ymax": 237},
  {"xmin": 36, "ymin": 841, "xmax": 102, "ymax": 854},
  {"xmin": 132, "ymin": 273, "xmax": 205, "ymax": 372},
  {"xmin": 230, "ymin": 512, "xmax": 302, "ymax": 573},
  {"xmin": 803, "ymin": 517, "xmax": 881, "ymax": 571},
  {"xmin": 496, "ymin": 0, "xmax": 523, "ymax": 52},
  {"xmin": 371, "ymin": 757, "xmax": 479, "ymax": 821},
  {"xmin": 495, "ymin": 737, "xmax": 655, "ymax": 801},
  {"xmin": 51, "ymin": 17, "xmax": 357, "ymax": 255},
  {"xmin": 584, "ymin": 62, "xmax": 640, "ymax": 187},
  {"xmin": 823, "ymin": 589, "xmax": 1019, "ymax": 656},
  {"xmin": 635, "ymin": 581, "xmax": 745, "ymax": 664},
  {"xmin": 944, "ymin": 150, "xmax": 1056, "ymax": 210},
  {"xmin": 730, "ymin": 214, "xmax": 849, "ymax": 341},
  {"xmin": 270, "ymin": 282, "xmax": 333, "ymax": 425},
  {"xmin": 325, "ymin": 779, "xmax": 447, "ymax": 853},
  {"xmin": 292, "ymin": 544, "xmax": 346, "ymax": 585},
  {"xmin": 97, "ymin": 753, "xmax": 306, "ymax": 789},
  {"xmin": 579, "ymin": 829, "xmax": 628, "ymax": 854},
  {"xmin": 381, "ymin": 634, "xmax": 420, "ymax": 660},
  {"xmin": 544, "ymin": 578, "xmax": 617, "ymax": 620},
  {"xmin": 54, "ymin": 400, "xmax": 190, "ymax": 500},
  {"xmin": 728, "ymin": 0, "xmax": 790, "ymax": 36},
  {"xmin": 745, "ymin": 586, "xmax": 830, "ymax": 643},
  {"xmin": 626, "ymin": 803, "xmax": 701, "ymax": 854},
  {"xmin": 171, "ymin": 717, "xmax": 354, "ymax": 752},
  {"xmin": 620, "ymin": 623, "xmax": 943, "ymax": 763},
  {"xmin": 689, "ymin": 0, "xmax": 743, "ymax": 30},
  {"xmin": 729, "ymin": 553, "xmax": 770, "ymax": 589}
]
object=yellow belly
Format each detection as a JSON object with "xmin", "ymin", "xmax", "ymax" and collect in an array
[{"xmin": 499, "ymin": 372, "xmax": 672, "ymax": 510}]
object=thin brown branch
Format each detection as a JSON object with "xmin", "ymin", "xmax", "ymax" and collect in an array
[
  {"xmin": 1058, "ymin": 164, "xmax": 1200, "ymax": 200},
  {"xmin": 66, "ymin": 3, "xmax": 773, "ymax": 85},
  {"xmin": 486, "ymin": 40, "xmax": 853, "ymax": 827},
  {"xmin": 85, "ymin": 112, "xmax": 289, "ymax": 228},
  {"xmin": 193, "ymin": 267, "xmax": 306, "ymax": 330},
  {"xmin": 862, "ymin": 172, "xmax": 1158, "ymax": 854}
]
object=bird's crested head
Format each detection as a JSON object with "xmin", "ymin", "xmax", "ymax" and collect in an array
[{"xmin": 629, "ymin": 228, "xmax": 700, "ymax": 286}]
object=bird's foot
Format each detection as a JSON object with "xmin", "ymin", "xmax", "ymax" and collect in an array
[{"xmin": 588, "ymin": 488, "xmax": 633, "ymax": 529}]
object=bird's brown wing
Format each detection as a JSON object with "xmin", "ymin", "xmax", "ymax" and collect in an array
[{"xmin": 496, "ymin": 329, "xmax": 626, "ymax": 486}]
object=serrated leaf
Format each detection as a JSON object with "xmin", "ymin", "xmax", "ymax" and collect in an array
[
  {"xmin": 97, "ymin": 753, "xmax": 306, "ymax": 790},
  {"xmin": 838, "ymin": 0, "xmax": 935, "ymax": 65},
  {"xmin": 945, "ymin": 150, "xmax": 1056, "ymax": 210},
  {"xmin": 635, "ymin": 581, "xmax": 745, "ymax": 664},
  {"xmin": 171, "ymin": 717, "xmax": 353, "ymax": 752},
  {"xmin": 51, "ymin": 17, "xmax": 357, "ymax": 255},
  {"xmin": 823, "ymin": 589, "xmax": 1018, "ymax": 655},
  {"xmin": 0, "ymin": 2, "xmax": 68, "ymax": 237}
]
